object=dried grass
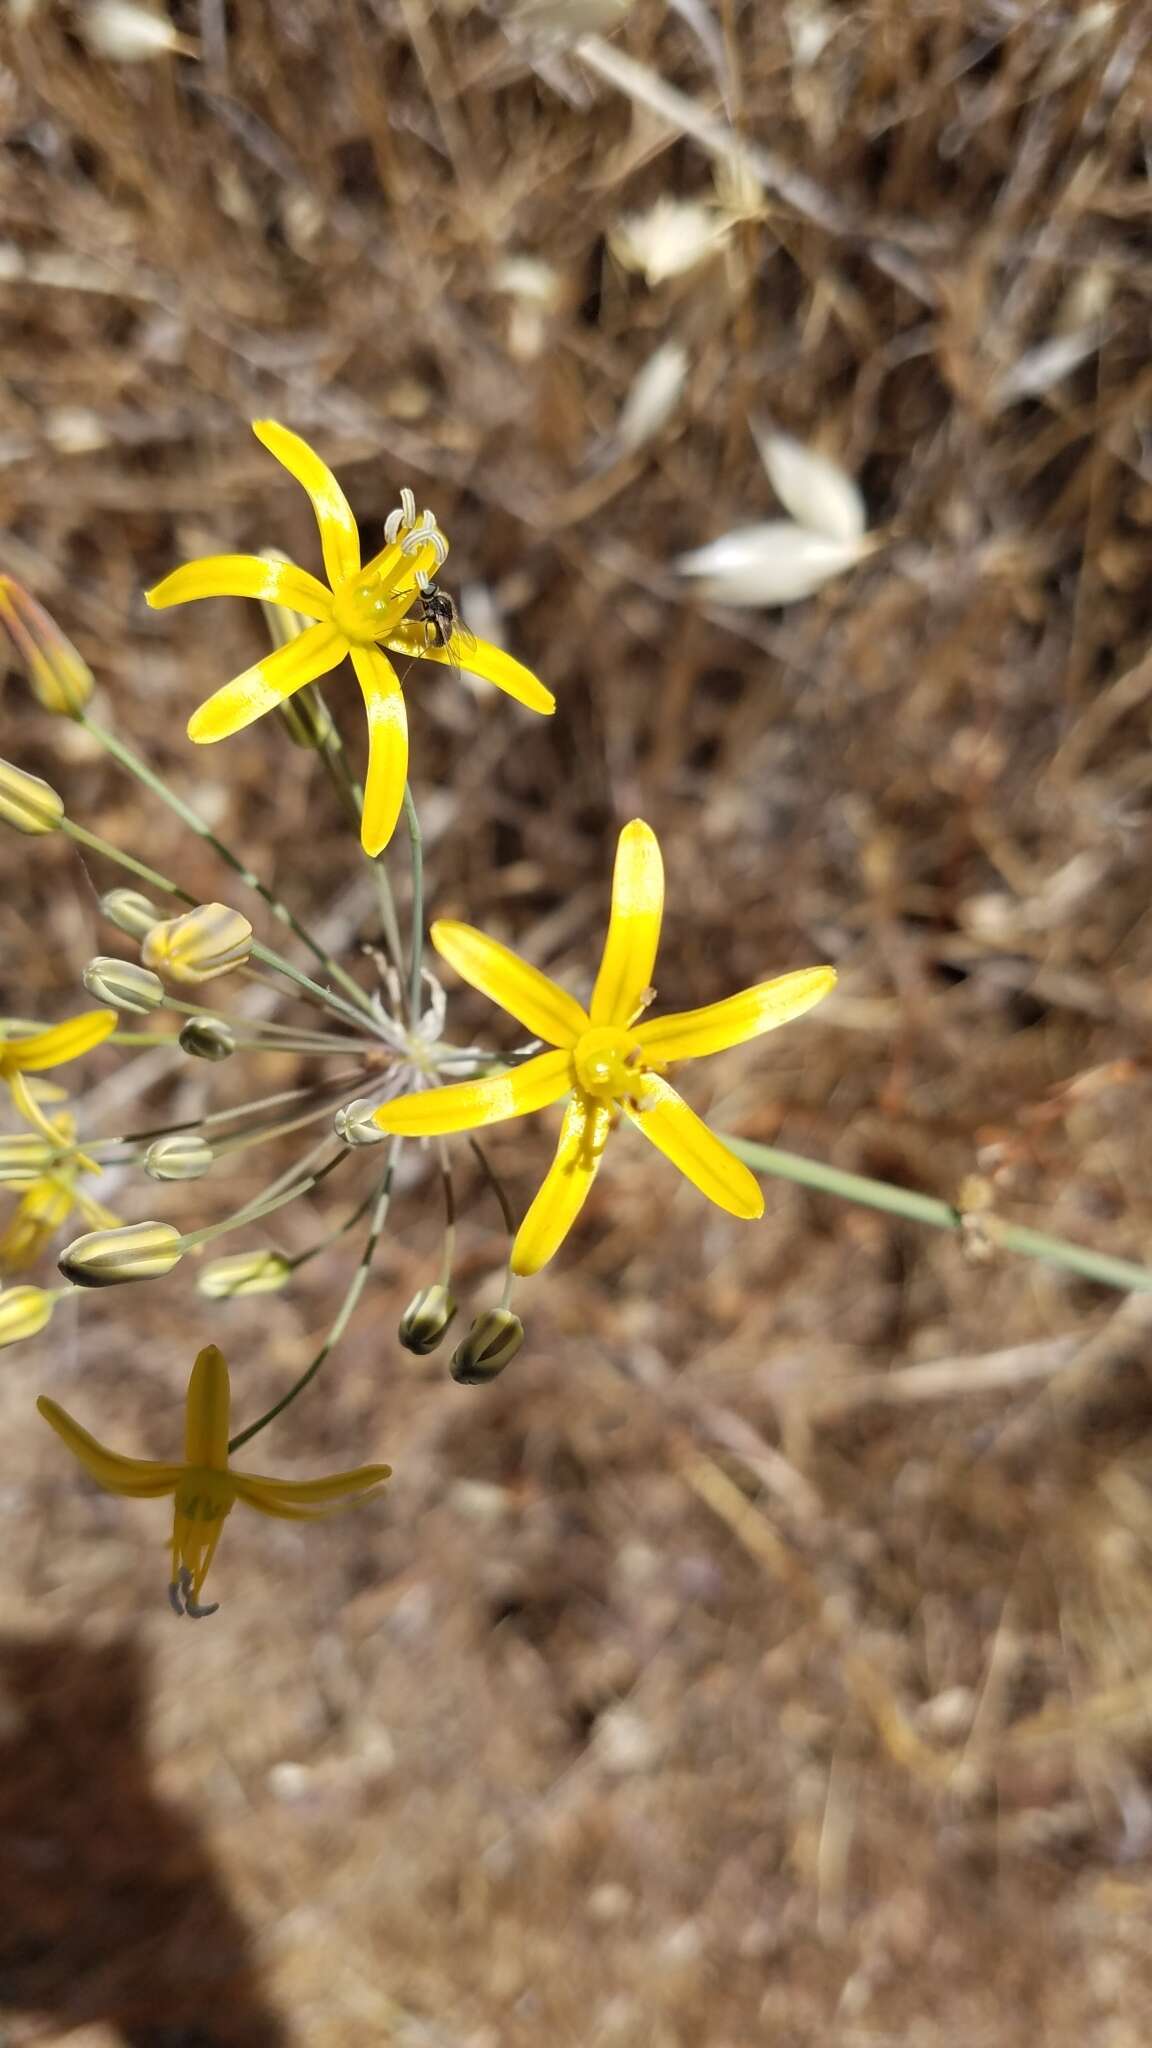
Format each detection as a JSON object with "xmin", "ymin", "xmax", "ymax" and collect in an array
[{"xmin": 3, "ymin": 2, "xmax": 1152, "ymax": 2042}]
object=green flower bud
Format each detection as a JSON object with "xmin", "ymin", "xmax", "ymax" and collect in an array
[
  {"xmin": 58, "ymin": 1220, "xmax": 183, "ymax": 1288},
  {"xmin": 0, "ymin": 1132, "xmax": 58, "ymax": 1183},
  {"xmin": 0, "ymin": 1284, "xmax": 57, "ymax": 1347},
  {"xmin": 178, "ymin": 1016, "xmax": 236, "ymax": 1062},
  {"xmin": 398, "ymin": 1282, "xmax": 459, "ymax": 1356},
  {"xmin": 0, "ymin": 759, "xmax": 65, "ymax": 835},
  {"xmin": 451, "ymin": 1308, "xmax": 525, "ymax": 1385},
  {"xmin": 144, "ymin": 1133, "xmax": 214, "ymax": 1182},
  {"xmin": 101, "ymin": 888, "xmax": 162, "ymax": 938},
  {"xmin": 82, "ymin": 956, "xmax": 166, "ymax": 1015},
  {"xmin": 143, "ymin": 903, "xmax": 253, "ymax": 986},
  {"xmin": 197, "ymin": 1248, "xmax": 293, "ymax": 1299},
  {"xmin": 0, "ymin": 575, "xmax": 94, "ymax": 716},
  {"xmin": 334, "ymin": 1098, "xmax": 387, "ymax": 1147}
]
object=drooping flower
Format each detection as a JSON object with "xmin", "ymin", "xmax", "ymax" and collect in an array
[
  {"xmin": 0, "ymin": 1102, "xmax": 119, "ymax": 1273},
  {"xmin": 146, "ymin": 422, "xmax": 555, "ymax": 856},
  {"xmin": 372, "ymin": 820, "xmax": 836, "ymax": 1273},
  {"xmin": 37, "ymin": 1344, "xmax": 393, "ymax": 1617}
]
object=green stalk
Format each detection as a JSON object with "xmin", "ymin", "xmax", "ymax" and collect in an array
[
  {"xmin": 228, "ymin": 1143, "xmax": 400, "ymax": 1451},
  {"xmin": 725, "ymin": 1137, "xmax": 1152, "ymax": 1296}
]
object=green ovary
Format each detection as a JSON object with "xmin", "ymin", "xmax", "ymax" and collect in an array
[{"xmin": 572, "ymin": 1026, "xmax": 646, "ymax": 1104}]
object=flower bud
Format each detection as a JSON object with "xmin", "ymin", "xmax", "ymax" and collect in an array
[
  {"xmin": 178, "ymin": 1016, "xmax": 236, "ymax": 1062},
  {"xmin": 0, "ymin": 759, "xmax": 65, "ymax": 835},
  {"xmin": 143, "ymin": 903, "xmax": 253, "ymax": 985},
  {"xmin": 0, "ymin": 575, "xmax": 95, "ymax": 716},
  {"xmin": 398, "ymin": 1283, "xmax": 458, "ymax": 1356},
  {"xmin": 58, "ymin": 1220, "xmax": 183, "ymax": 1288},
  {"xmin": 0, "ymin": 1132, "xmax": 58, "ymax": 1183},
  {"xmin": 0, "ymin": 1284, "xmax": 57, "ymax": 1347},
  {"xmin": 197, "ymin": 1248, "xmax": 293, "ymax": 1298},
  {"xmin": 82, "ymin": 956, "xmax": 166, "ymax": 1015},
  {"xmin": 450, "ymin": 1308, "xmax": 525, "ymax": 1385},
  {"xmin": 101, "ymin": 888, "xmax": 162, "ymax": 938},
  {"xmin": 144, "ymin": 1133, "xmax": 214, "ymax": 1182},
  {"xmin": 334, "ymin": 1098, "xmax": 387, "ymax": 1147}
]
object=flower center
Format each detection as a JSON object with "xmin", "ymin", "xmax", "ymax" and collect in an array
[
  {"xmin": 573, "ymin": 1025, "xmax": 646, "ymax": 1103},
  {"xmin": 332, "ymin": 566, "xmax": 415, "ymax": 646}
]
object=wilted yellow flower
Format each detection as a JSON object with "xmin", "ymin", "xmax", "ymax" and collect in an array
[
  {"xmin": 374, "ymin": 820, "xmax": 836, "ymax": 1273},
  {"xmin": 0, "ymin": 1104, "xmax": 119, "ymax": 1273},
  {"xmin": 0, "ymin": 1014, "xmax": 118, "ymax": 1266},
  {"xmin": 142, "ymin": 902, "xmax": 253, "ymax": 985},
  {"xmin": 37, "ymin": 1344, "xmax": 393, "ymax": 1616},
  {"xmin": 0, "ymin": 574, "xmax": 95, "ymax": 715},
  {"xmin": 145, "ymin": 421, "xmax": 555, "ymax": 856}
]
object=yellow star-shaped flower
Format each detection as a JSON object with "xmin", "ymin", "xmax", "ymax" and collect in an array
[
  {"xmin": 146, "ymin": 422, "xmax": 555, "ymax": 856},
  {"xmin": 373, "ymin": 820, "xmax": 836, "ymax": 1273},
  {"xmin": 37, "ymin": 1345, "xmax": 393, "ymax": 1617}
]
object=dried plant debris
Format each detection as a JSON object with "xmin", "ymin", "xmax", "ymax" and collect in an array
[{"xmin": 3, "ymin": 1, "xmax": 1152, "ymax": 2040}]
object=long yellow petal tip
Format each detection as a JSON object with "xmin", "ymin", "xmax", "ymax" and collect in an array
[{"xmin": 186, "ymin": 707, "xmax": 222, "ymax": 745}]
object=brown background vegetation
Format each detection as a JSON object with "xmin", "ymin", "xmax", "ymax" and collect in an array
[{"xmin": 3, "ymin": 1, "xmax": 1152, "ymax": 2042}]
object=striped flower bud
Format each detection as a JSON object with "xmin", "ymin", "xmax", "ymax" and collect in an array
[
  {"xmin": 398, "ymin": 1283, "xmax": 458, "ymax": 1356},
  {"xmin": 144, "ymin": 904, "xmax": 253, "ymax": 986},
  {"xmin": 0, "ymin": 1132, "xmax": 58, "ymax": 1183},
  {"xmin": 0, "ymin": 575, "xmax": 95, "ymax": 716},
  {"xmin": 450, "ymin": 1308, "xmax": 525, "ymax": 1385},
  {"xmin": 101, "ymin": 888, "xmax": 162, "ymax": 938},
  {"xmin": 58, "ymin": 1220, "xmax": 183, "ymax": 1288},
  {"xmin": 0, "ymin": 759, "xmax": 65, "ymax": 835},
  {"xmin": 334, "ymin": 1098, "xmax": 388, "ymax": 1147},
  {"xmin": 0, "ymin": 1284, "xmax": 57, "ymax": 1347},
  {"xmin": 178, "ymin": 1016, "xmax": 236, "ymax": 1062},
  {"xmin": 82, "ymin": 956, "xmax": 166, "ymax": 1015},
  {"xmin": 197, "ymin": 1248, "xmax": 293, "ymax": 1299},
  {"xmin": 144, "ymin": 1133, "xmax": 214, "ymax": 1182}
]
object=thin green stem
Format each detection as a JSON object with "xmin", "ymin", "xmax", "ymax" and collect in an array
[
  {"xmin": 179, "ymin": 1145, "xmax": 349, "ymax": 1249},
  {"xmin": 228, "ymin": 1143, "xmax": 401, "ymax": 1452},
  {"xmin": 78, "ymin": 711, "xmax": 378, "ymax": 1020},
  {"xmin": 402, "ymin": 782, "xmax": 424, "ymax": 1025},
  {"xmin": 99, "ymin": 1073, "xmax": 368, "ymax": 1152},
  {"xmin": 64, "ymin": 814, "xmax": 373, "ymax": 1034},
  {"xmin": 724, "ymin": 1137, "xmax": 1152, "ymax": 1297}
]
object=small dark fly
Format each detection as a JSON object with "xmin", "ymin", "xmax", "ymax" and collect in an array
[{"xmin": 413, "ymin": 574, "xmax": 476, "ymax": 657}]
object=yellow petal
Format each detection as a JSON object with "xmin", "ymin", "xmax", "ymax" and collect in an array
[
  {"xmin": 233, "ymin": 1463, "xmax": 392, "ymax": 1519},
  {"xmin": 626, "ymin": 1077, "xmax": 763, "ymax": 1219},
  {"xmin": 36, "ymin": 1396, "xmax": 184, "ymax": 1498},
  {"xmin": 511, "ymin": 1091, "xmax": 613, "ymax": 1276},
  {"xmin": 590, "ymin": 819, "xmax": 665, "ymax": 1027},
  {"xmin": 183, "ymin": 1345, "xmax": 232, "ymax": 1471},
  {"xmin": 432, "ymin": 920, "xmax": 587, "ymax": 1048},
  {"xmin": 349, "ymin": 645, "xmax": 408, "ymax": 857},
  {"xmin": 373, "ymin": 1048, "xmax": 573, "ymax": 1137},
  {"xmin": 187, "ymin": 623, "xmax": 345, "ymax": 742},
  {"xmin": 635, "ymin": 966, "xmax": 837, "ymax": 1063},
  {"xmin": 384, "ymin": 626, "xmax": 555, "ymax": 715},
  {"xmin": 252, "ymin": 420, "xmax": 361, "ymax": 587},
  {"xmin": 145, "ymin": 553, "xmax": 334, "ymax": 620},
  {"xmin": 0, "ymin": 1009, "xmax": 117, "ymax": 1074}
]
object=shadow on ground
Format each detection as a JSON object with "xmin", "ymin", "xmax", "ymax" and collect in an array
[{"xmin": 0, "ymin": 1631, "xmax": 289, "ymax": 2047}]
